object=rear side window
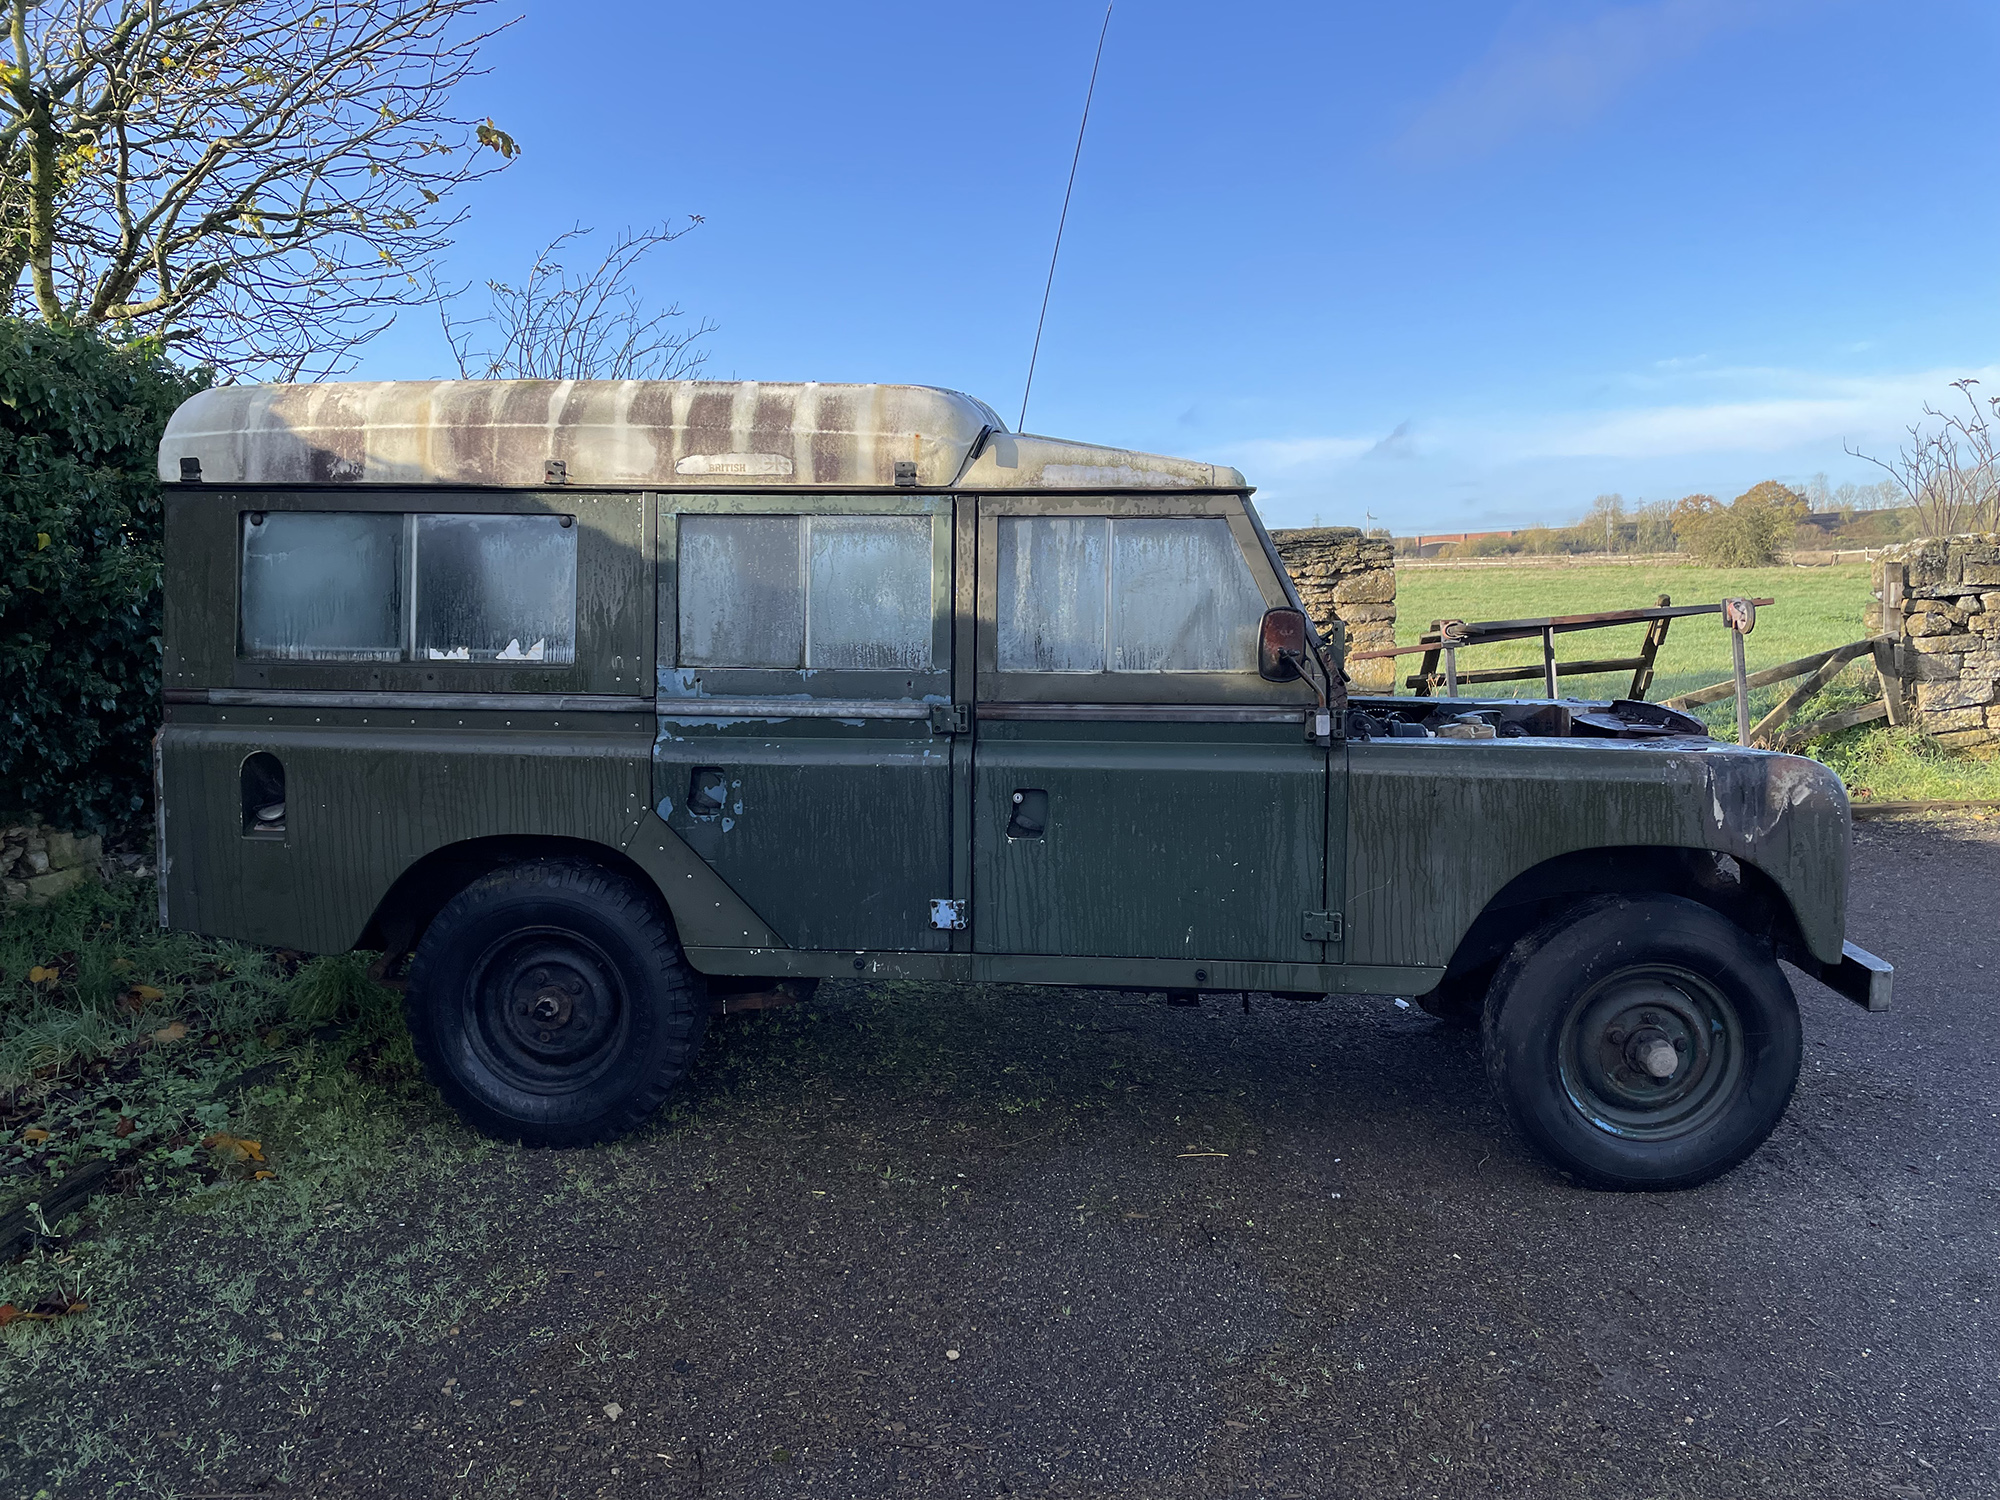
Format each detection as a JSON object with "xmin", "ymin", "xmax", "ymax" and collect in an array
[
  {"xmin": 997, "ymin": 517, "xmax": 1266, "ymax": 672},
  {"xmin": 416, "ymin": 514, "xmax": 577, "ymax": 663},
  {"xmin": 239, "ymin": 511, "xmax": 577, "ymax": 664},
  {"xmin": 677, "ymin": 515, "xmax": 933, "ymax": 671},
  {"xmin": 240, "ymin": 512, "xmax": 403, "ymax": 661}
]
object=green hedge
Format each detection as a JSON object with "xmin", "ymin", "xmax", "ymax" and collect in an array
[{"xmin": 0, "ymin": 320, "xmax": 206, "ymax": 834}]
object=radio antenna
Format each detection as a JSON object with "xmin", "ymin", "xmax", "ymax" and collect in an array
[{"xmin": 1018, "ymin": 2, "xmax": 1113, "ymax": 434}]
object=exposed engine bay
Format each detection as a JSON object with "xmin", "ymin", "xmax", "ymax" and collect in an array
[{"xmin": 1345, "ymin": 697, "xmax": 1711, "ymax": 742}]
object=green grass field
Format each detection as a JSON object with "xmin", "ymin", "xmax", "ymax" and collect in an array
[{"xmin": 1391, "ymin": 559, "xmax": 2000, "ymax": 803}]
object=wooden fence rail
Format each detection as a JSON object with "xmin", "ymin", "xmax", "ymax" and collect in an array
[{"xmin": 1660, "ymin": 636, "xmax": 1906, "ymax": 750}]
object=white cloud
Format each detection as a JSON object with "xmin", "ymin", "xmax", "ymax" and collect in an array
[
  {"xmin": 1221, "ymin": 433, "xmax": 1377, "ymax": 472},
  {"xmin": 1501, "ymin": 367, "xmax": 2000, "ymax": 461},
  {"xmin": 1395, "ymin": 0, "xmax": 1787, "ymax": 165},
  {"xmin": 1216, "ymin": 363, "xmax": 2000, "ymax": 529}
]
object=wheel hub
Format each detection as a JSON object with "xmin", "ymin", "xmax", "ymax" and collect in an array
[
  {"xmin": 465, "ymin": 934, "xmax": 628, "ymax": 1093},
  {"xmin": 1558, "ymin": 968, "xmax": 1744, "ymax": 1141}
]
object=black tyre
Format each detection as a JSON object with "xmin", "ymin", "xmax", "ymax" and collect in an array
[
  {"xmin": 405, "ymin": 860, "xmax": 708, "ymax": 1146},
  {"xmin": 1481, "ymin": 894, "xmax": 1801, "ymax": 1191}
]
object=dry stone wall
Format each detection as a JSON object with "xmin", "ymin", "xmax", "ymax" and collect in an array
[
  {"xmin": 1269, "ymin": 527, "xmax": 1398, "ymax": 692},
  {"xmin": 1873, "ymin": 534, "xmax": 2000, "ymax": 753},
  {"xmin": 1, "ymin": 826, "xmax": 105, "ymax": 907}
]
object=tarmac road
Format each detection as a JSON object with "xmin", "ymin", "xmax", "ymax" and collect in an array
[{"xmin": 9, "ymin": 815, "xmax": 1996, "ymax": 1498}]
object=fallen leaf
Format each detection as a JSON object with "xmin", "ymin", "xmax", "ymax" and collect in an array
[
  {"xmin": 0, "ymin": 1304, "xmax": 15, "ymax": 1326},
  {"xmin": 36, "ymin": 532, "xmax": 50, "ymax": 550},
  {"xmin": 253, "ymin": 1169, "xmax": 275, "ymax": 1180},
  {"xmin": 201, "ymin": 1132, "xmax": 264, "ymax": 1163},
  {"xmin": 111, "ymin": 957, "xmax": 134, "ymax": 972},
  {"xmin": 603, "ymin": 1403, "xmax": 623, "ymax": 1421},
  {"xmin": 27, "ymin": 965, "xmax": 59, "ymax": 986},
  {"xmin": 129, "ymin": 984, "xmax": 164, "ymax": 1004},
  {"xmin": 22, "ymin": 1128, "xmax": 49, "ymax": 1145},
  {"xmin": 945, "ymin": 1349, "xmax": 960, "ymax": 1361},
  {"xmin": 150, "ymin": 1021, "xmax": 188, "ymax": 1044},
  {"xmin": 112, "ymin": 1116, "xmax": 136, "ymax": 1139}
]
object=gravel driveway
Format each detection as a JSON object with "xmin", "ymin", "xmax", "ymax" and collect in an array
[{"xmin": 3, "ymin": 815, "xmax": 1992, "ymax": 1499}]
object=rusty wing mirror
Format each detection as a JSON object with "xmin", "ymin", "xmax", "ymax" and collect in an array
[{"xmin": 1258, "ymin": 606, "xmax": 1309, "ymax": 682}]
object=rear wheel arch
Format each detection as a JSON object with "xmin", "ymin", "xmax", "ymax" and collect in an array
[{"xmin": 356, "ymin": 835, "xmax": 683, "ymax": 963}]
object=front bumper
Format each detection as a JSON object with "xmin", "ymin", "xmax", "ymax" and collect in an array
[{"xmin": 1813, "ymin": 940, "xmax": 1894, "ymax": 1012}]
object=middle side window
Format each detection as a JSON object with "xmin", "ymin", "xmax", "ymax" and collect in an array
[{"xmin": 677, "ymin": 514, "xmax": 935, "ymax": 672}]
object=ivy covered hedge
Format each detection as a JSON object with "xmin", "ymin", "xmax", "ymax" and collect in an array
[{"xmin": 0, "ymin": 320, "xmax": 206, "ymax": 834}]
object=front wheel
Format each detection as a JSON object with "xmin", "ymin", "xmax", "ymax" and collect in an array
[
  {"xmin": 1481, "ymin": 894, "xmax": 1801, "ymax": 1190},
  {"xmin": 405, "ymin": 860, "xmax": 708, "ymax": 1146}
]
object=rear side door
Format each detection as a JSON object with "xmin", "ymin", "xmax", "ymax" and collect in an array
[
  {"xmin": 971, "ymin": 496, "xmax": 1336, "ymax": 965},
  {"xmin": 651, "ymin": 495, "xmax": 957, "ymax": 952}
]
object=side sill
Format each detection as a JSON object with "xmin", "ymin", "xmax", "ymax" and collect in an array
[{"xmin": 682, "ymin": 946, "xmax": 1443, "ymax": 996}]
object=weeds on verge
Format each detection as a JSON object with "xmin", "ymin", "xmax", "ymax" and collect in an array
[
  {"xmin": 0, "ymin": 879, "xmax": 530, "ymax": 1491},
  {"xmin": 1, "ymin": 877, "xmax": 414, "ymax": 1196}
]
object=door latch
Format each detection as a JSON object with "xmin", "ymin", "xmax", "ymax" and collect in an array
[
  {"xmin": 1302, "ymin": 910, "xmax": 1343, "ymax": 943},
  {"xmin": 928, "ymin": 702, "xmax": 970, "ymax": 735},
  {"xmin": 929, "ymin": 898, "xmax": 968, "ymax": 931}
]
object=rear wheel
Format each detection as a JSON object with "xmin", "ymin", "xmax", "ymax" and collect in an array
[
  {"xmin": 405, "ymin": 860, "xmax": 707, "ymax": 1146},
  {"xmin": 1481, "ymin": 894, "xmax": 1801, "ymax": 1190}
]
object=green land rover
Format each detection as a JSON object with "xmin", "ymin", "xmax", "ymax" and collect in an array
[{"xmin": 153, "ymin": 379, "xmax": 1891, "ymax": 1189}]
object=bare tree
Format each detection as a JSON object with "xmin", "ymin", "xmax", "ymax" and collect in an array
[
  {"xmin": 440, "ymin": 220, "xmax": 715, "ymax": 382},
  {"xmin": 0, "ymin": 0, "xmax": 518, "ymax": 379},
  {"xmin": 1848, "ymin": 380, "xmax": 2000, "ymax": 539}
]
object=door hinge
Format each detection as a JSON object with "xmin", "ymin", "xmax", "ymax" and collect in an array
[
  {"xmin": 1302, "ymin": 910, "xmax": 1343, "ymax": 943},
  {"xmin": 929, "ymin": 702, "xmax": 970, "ymax": 735},
  {"xmin": 929, "ymin": 898, "xmax": 968, "ymax": 931}
]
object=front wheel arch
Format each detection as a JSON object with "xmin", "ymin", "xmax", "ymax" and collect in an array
[{"xmin": 1429, "ymin": 845, "xmax": 1812, "ymax": 1002}]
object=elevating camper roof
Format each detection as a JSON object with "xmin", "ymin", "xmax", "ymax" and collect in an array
[{"xmin": 159, "ymin": 381, "xmax": 1248, "ymax": 491}]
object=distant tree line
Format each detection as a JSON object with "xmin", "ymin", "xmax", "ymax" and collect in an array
[{"xmin": 1419, "ymin": 476, "xmax": 1912, "ymax": 567}]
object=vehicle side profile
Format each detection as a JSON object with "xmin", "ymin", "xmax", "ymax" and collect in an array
[{"xmin": 153, "ymin": 379, "xmax": 1892, "ymax": 1188}]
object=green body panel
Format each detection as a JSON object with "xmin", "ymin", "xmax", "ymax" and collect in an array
[
  {"xmin": 161, "ymin": 710, "xmax": 652, "ymax": 951},
  {"xmin": 972, "ymin": 720, "xmax": 1328, "ymax": 963},
  {"xmin": 1346, "ymin": 738, "xmax": 1850, "ymax": 967},
  {"xmin": 652, "ymin": 715, "xmax": 953, "ymax": 952}
]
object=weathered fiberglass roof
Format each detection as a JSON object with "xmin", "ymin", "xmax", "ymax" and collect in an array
[{"xmin": 158, "ymin": 381, "xmax": 1248, "ymax": 491}]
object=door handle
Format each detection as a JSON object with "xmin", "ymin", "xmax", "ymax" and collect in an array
[{"xmin": 1007, "ymin": 788, "xmax": 1047, "ymax": 839}]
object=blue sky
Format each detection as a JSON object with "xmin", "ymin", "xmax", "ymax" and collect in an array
[{"xmin": 356, "ymin": 0, "xmax": 2000, "ymax": 532}]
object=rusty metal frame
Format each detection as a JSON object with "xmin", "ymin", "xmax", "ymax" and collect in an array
[{"xmin": 1350, "ymin": 598, "xmax": 1775, "ymax": 699}]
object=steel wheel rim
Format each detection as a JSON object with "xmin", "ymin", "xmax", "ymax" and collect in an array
[
  {"xmin": 463, "ymin": 926, "xmax": 630, "ymax": 1095},
  {"xmin": 1557, "ymin": 963, "xmax": 1744, "ymax": 1141}
]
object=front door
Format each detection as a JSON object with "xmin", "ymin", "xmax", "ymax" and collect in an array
[
  {"xmin": 971, "ymin": 498, "xmax": 1334, "ymax": 964},
  {"xmin": 652, "ymin": 496, "xmax": 956, "ymax": 952}
]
